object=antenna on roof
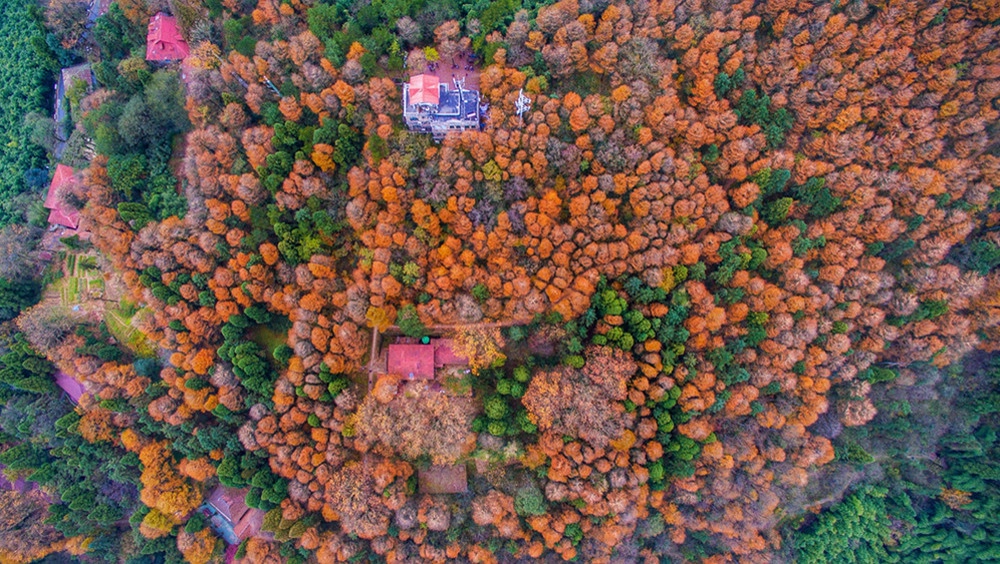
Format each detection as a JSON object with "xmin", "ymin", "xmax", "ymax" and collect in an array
[{"xmin": 515, "ymin": 88, "xmax": 531, "ymax": 125}]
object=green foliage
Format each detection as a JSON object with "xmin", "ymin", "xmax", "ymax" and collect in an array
[
  {"xmin": 836, "ymin": 441, "xmax": 875, "ymax": 465},
  {"xmin": 793, "ymin": 485, "xmax": 896, "ymax": 562},
  {"xmin": 94, "ymin": 4, "xmax": 143, "ymax": 62},
  {"xmin": 484, "ymin": 395, "xmax": 508, "ymax": 420},
  {"xmin": 763, "ymin": 197, "xmax": 794, "ymax": 224},
  {"xmin": 471, "ymin": 282, "xmax": 491, "ymax": 303},
  {"xmin": 307, "ymin": 4, "xmax": 346, "ymax": 43},
  {"xmin": 713, "ymin": 71, "xmax": 733, "ymax": 98},
  {"xmin": 0, "ymin": 277, "xmax": 41, "ymax": 321},
  {"xmin": 396, "ymin": 304, "xmax": 427, "ymax": 338},
  {"xmin": 107, "ymin": 154, "xmax": 147, "ymax": 200},
  {"xmin": 117, "ymin": 202, "xmax": 153, "ymax": 230},
  {"xmin": 860, "ymin": 366, "xmax": 898, "ymax": 384},
  {"xmin": 514, "ymin": 484, "xmax": 548, "ymax": 516},
  {"xmin": 184, "ymin": 512, "xmax": 207, "ymax": 533},
  {"xmin": 794, "ymin": 177, "xmax": 841, "ymax": 218},
  {"xmin": 951, "ymin": 239, "xmax": 1000, "ymax": 276},
  {"xmin": 219, "ymin": 318, "xmax": 276, "ymax": 406},
  {"xmin": 326, "ymin": 375, "xmax": 351, "ymax": 399},
  {"xmin": 789, "ymin": 354, "xmax": 1000, "ymax": 562},
  {"xmin": 0, "ymin": 0, "xmax": 52, "ymax": 227},
  {"xmin": 735, "ymin": 89, "xmax": 794, "ymax": 149},
  {"xmin": 0, "ymin": 388, "xmax": 150, "ymax": 558},
  {"xmin": 878, "ymin": 237, "xmax": 915, "ymax": 263}
]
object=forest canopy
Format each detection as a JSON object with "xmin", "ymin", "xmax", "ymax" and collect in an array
[
  {"xmin": 1, "ymin": 0, "xmax": 999, "ymax": 561},
  {"xmin": 0, "ymin": 0, "xmax": 55, "ymax": 226}
]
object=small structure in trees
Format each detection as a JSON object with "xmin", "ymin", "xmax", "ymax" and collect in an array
[
  {"xmin": 515, "ymin": 88, "xmax": 531, "ymax": 125},
  {"xmin": 201, "ymin": 486, "xmax": 264, "ymax": 545},
  {"xmin": 45, "ymin": 164, "xmax": 80, "ymax": 230},
  {"xmin": 146, "ymin": 13, "xmax": 189, "ymax": 63},
  {"xmin": 402, "ymin": 74, "xmax": 481, "ymax": 139}
]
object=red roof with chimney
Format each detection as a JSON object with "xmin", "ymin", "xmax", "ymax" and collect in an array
[
  {"xmin": 387, "ymin": 344, "xmax": 436, "ymax": 379},
  {"xmin": 45, "ymin": 165, "xmax": 80, "ymax": 229},
  {"xmin": 146, "ymin": 13, "xmax": 189, "ymax": 62},
  {"xmin": 408, "ymin": 74, "xmax": 440, "ymax": 106}
]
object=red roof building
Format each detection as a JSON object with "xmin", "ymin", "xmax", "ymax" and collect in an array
[
  {"xmin": 45, "ymin": 164, "xmax": 80, "ymax": 230},
  {"xmin": 206, "ymin": 486, "xmax": 265, "ymax": 544},
  {"xmin": 407, "ymin": 74, "xmax": 440, "ymax": 106},
  {"xmin": 387, "ymin": 344, "xmax": 436, "ymax": 379},
  {"xmin": 146, "ymin": 13, "xmax": 189, "ymax": 62}
]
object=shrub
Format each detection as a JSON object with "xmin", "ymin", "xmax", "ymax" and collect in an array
[
  {"xmin": 514, "ymin": 485, "xmax": 547, "ymax": 516},
  {"xmin": 396, "ymin": 304, "xmax": 426, "ymax": 338}
]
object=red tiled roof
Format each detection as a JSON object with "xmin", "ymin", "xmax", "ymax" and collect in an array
[
  {"xmin": 207, "ymin": 486, "xmax": 264, "ymax": 543},
  {"xmin": 431, "ymin": 338, "xmax": 467, "ymax": 367},
  {"xmin": 207, "ymin": 486, "xmax": 250, "ymax": 524},
  {"xmin": 387, "ymin": 344, "xmax": 436, "ymax": 379},
  {"xmin": 47, "ymin": 208, "xmax": 79, "ymax": 230},
  {"xmin": 46, "ymin": 164, "xmax": 75, "ymax": 209},
  {"xmin": 408, "ymin": 74, "xmax": 440, "ymax": 106},
  {"xmin": 45, "ymin": 165, "xmax": 80, "ymax": 229},
  {"xmin": 233, "ymin": 507, "xmax": 264, "ymax": 541},
  {"xmin": 146, "ymin": 13, "xmax": 189, "ymax": 62}
]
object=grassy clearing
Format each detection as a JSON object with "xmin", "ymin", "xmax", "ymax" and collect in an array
[
  {"xmin": 248, "ymin": 324, "xmax": 288, "ymax": 368},
  {"xmin": 106, "ymin": 304, "xmax": 156, "ymax": 357}
]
